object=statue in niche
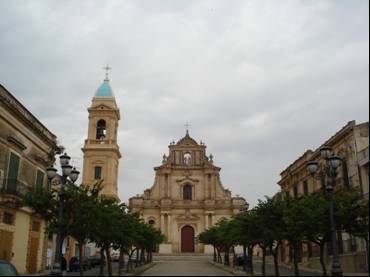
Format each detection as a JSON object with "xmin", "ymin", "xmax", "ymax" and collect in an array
[{"xmin": 184, "ymin": 153, "xmax": 192, "ymax": 166}]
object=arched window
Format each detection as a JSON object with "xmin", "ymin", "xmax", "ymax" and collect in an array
[
  {"xmin": 148, "ymin": 219, "xmax": 155, "ymax": 225},
  {"xmin": 183, "ymin": 184, "xmax": 192, "ymax": 200},
  {"xmin": 96, "ymin": 120, "xmax": 106, "ymax": 140}
]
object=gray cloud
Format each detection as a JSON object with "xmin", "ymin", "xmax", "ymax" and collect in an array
[{"xmin": 0, "ymin": 0, "xmax": 368, "ymax": 206}]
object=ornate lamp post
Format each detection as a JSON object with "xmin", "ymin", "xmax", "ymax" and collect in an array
[
  {"xmin": 307, "ymin": 146, "xmax": 343, "ymax": 276},
  {"xmin": 46, "ymin": 153, "xmax": 80, "ymax": 276}
]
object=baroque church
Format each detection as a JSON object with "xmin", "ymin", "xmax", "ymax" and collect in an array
[
  {"xmin": 78, "ymin": 68, "xmax": 246, "ymax": 255},
  {"xmin": 129, "ymin": 130, "xmax": 247, "ymax": 254}
]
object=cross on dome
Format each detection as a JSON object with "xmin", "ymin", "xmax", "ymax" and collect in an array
[{"xmin": 103, "ymin": 64, "xmax": 112, "ymax": 81}]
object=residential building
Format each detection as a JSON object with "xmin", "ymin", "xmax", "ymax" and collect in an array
[
  {"xmin": 0, "ymin": 84, "xmax": 58, "ymax": 274},
  {"xmin": 277, "ymin": 120, "xmax": 369, "ymax": 273}
]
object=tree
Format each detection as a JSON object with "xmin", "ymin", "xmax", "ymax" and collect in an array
[
  {"xmin": 199, "ymin": 226, "xmax": 220, "ymax": 263},
  {"xmin": 22, "ymin": 182, "xmax": 104, "ymax": 276},
  {"xmin": 286, "ymin": 193, "xmax": 331, "ymax": 276},
  {"xmin": 233, "ymin": 210, "xmax": 260, "ymax": 275},
  {"xmin": 335, "ymin": 188, "xmax": 369, "ymax": 269},
  {"xmin": 89, "ymin": 196, "xmax": 123, "ymax": 276},
  {"xmin": 283, "ymin": 197, "xmax": 307, "ymax": 276},
  {"xmin": 254, "ymin": 197, "xmax": 286, "ymax": 276},
  {"xmin": 66, "ymin": 183, "xmax": 101, "ymax": 276}
]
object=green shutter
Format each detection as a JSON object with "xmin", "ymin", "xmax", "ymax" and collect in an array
[
  {"xmin": 36, "ymin": 170, "xmax": 45, "ymax": 190},
  {"xmin": 7, "ymin": 153, "xmax": 20, "ymax": 191}
]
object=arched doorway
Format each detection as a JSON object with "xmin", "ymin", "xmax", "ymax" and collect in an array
[{"xmin": 181, "ymin": 226, "xmax": 195, "ymax": 253}]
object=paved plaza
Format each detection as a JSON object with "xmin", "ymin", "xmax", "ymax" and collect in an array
[{"xmin": 140, "ymin": 256, "xmax": 232, "ymax": 276}]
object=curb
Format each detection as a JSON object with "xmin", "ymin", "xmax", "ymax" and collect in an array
[
  {"xmin": 127, "ymin": 262, "xmax": 157, "ymax": 276},
  {"xmin": 210, "ymin": 261, "xmax": 248, "ymax": 276}
]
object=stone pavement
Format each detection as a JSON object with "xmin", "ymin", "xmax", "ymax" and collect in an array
[{"xmin": 140, "ymin": 255, "xmax": 233, "ymax": 276}]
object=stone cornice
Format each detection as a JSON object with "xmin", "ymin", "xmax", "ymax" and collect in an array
[{"xmin": 0, "ymin": 84, "xmax": 57, "ymax": 146}]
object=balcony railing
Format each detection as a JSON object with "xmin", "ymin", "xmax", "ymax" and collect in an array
[{"xmin": 0, "ymin": 179, "xmax": 30, "ymax": 197}]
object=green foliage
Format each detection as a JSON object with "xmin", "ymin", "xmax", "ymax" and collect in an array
[
  {"xmin": 22, "ymin": 181, "xmax": 163, "ymax": 268},
  {"xmin": 198, "ymin": 189, "xmax": 369, "ymax": 274}
]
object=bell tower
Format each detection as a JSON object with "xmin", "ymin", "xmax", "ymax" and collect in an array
[{"xmin": 82, "ymin": 69, "xmax": 121, "ymax": 199}]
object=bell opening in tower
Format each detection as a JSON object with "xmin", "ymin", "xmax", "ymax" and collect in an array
[{"xmin": 96, "ymin": 119, "xmax": 106, "ymax": 140}]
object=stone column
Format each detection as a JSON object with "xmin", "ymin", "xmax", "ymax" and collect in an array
[
  {"xmin": 161, "ymin": 214, "xmax": 166, "ymax": 240},
  {"xmin": 167, "ymin": 214, "xmax": 172, "ymax": 242},
  {"xmin": 213, "ymin": 174, "xmax": 217, "ymax": 199},
  {"xmin": 165, "ymin": 174, "xmax": 170, "ymax": 198},
  {"xmin": 208, "ymin": 174, "xmax": 212, "ymax": 199},
  {"xmin": 205, "ymin": 213, "xmax": 209, "ymax": 230}
]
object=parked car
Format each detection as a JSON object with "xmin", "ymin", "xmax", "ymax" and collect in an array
[
  {"xmin": 0, "ymin": 261, "xmax": 18, "ymax": 276},
  {"xmin": 111, "ymin": 254, "xmax": 120, "ymax": 262},
  {"xmin": 69, "ymin": 256, "xmax": 92, "ymax": 272},
  {"xmin": 88, "ymin": 256, "xmax": 105, "ymax": 268}
]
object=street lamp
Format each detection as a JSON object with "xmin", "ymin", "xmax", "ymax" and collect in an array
[
  {"xmin": 307, "ymin": 146, "xmax": 343, "ymax": 276},
  {"xmin": 47, "ymin": 152, "xmax": 80, "ymax": 276}
]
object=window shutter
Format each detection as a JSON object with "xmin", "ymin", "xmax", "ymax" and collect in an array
[
  {"xmin": 36, "ymin": 170, "xmax": 45, "ymax": 190},
  {"xmin": 7, "ymin": 153, "xmax": 20, "ymax": 191}
]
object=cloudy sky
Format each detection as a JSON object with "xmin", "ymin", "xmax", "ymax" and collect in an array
[{"xmin": 0, "ymin": 0, "xmax": 368, "ymax": 206}]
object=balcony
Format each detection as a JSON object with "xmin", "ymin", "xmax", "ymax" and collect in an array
[
  {"xmin": 0, "ymin": 179, "xmax": 30, "ymax": 198},
  {"xmin": 358, "ymin": 147, "xmax": 369, "ymax": 166}
]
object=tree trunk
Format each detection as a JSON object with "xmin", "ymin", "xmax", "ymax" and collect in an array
[
  {"xmin": 146, "ymin": 250, "xmax": 150, "ymax": 264},
  {"xmin": 293, "ymin": 243, "xmax": 300, "ymax": 276},
  {"xmin": 243, "ymin": 245, "xmax": 247, "ymax": 272},
  {"xmin": 118, "ymin": 248, "xmax": 124, "ymax": 276},
  {"xmin": 232, "ymin": 246, "xmax": 236, "ymax": 268},
  {"xmin": 248, "ymin": 246, "xmax": 254, "ymax": 275},
  {"xmin": 127, "ymin": 250, "xmax": 134, "ymax": 273},
  {"xmin": 224, "ymin": 247, "xmax": 230, "ymax": 266},
  {"xmin": 213, "ymin": 246, "xmax": 217, "ymax": 263},
  {"xmin": 106, "ymin": 247, "xmax": 113, "ymax": 276},
  {"xmin": 99, "ymin": 247, "xmax": 105, "ymax": 277},
  {"xmin": 365, "ymin": 238, "xmax": 369, "ymax": 272},
  {"xmin": 261, "ymin": 246, "xmax": 266, "ymax": 276},
  {"xmin": 272, "ymin": 243, "xmax": 280, "ymax": 276},
  {"xmin": 78, "ymin": 243, "xmax": 84, "ymax": 276},
  {"xmin": 141, "ymin": 248, "xmax": 146, "ymax": 264},
  {"xmin": 217, "ymin": 248, "xmax": 222, "ymax": 264},
  {"xmin": 319, "ymin": 242, "xmax": 327, "ymax": 276}
]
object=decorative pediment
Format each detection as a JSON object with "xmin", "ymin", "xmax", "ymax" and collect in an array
[
  {"xmin": 176, "ymin": 132, "xmax": 199, "ymax": 146},
  {"xmin": 90, "ymin": 103, "xmax": 115, "ymax": 111},
  {"xmin": 176, "ymin": 176, "xmax": 199, "ymax": 183},
  {"xmin": 176, "ymin": 210, "xmax": 201, "ymax": 221}
]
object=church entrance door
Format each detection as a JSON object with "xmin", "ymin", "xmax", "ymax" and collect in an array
[{"xmin": 181, "ymin": 226, "xmax": 195, "ymax": 253}]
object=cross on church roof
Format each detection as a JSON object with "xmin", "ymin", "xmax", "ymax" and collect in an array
[
  {"xmin": 103, "ymin": 64, "xmax": 112, "ymax": 81},
  {"xmin": 185, "ymin": 122, "xmax": 191, "ymax": 134}
]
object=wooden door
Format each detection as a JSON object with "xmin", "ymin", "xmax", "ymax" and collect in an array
[
  {"xmin": 181, "ymin": 226, "xmax": 195, "ymax": 253},
  {"xmin": 27, "ymin": 237, "xmax": 39, "ymax": 274},
  {"xmin": 0, "ymin": 230, "xmax": 14, "ymax": 262}
]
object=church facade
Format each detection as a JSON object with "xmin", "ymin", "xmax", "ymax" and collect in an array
[{"xmin": 129, "ymin": 131, "xmax": 247, "ymax": 254}]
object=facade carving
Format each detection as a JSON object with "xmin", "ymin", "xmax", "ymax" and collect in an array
[{"xmin": 129, "ymin": 131, "xmax": 247, "ymax": 254}]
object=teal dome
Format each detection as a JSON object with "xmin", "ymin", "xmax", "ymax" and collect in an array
[{"xmin": 95, "ymin": 81, "xmax": 114, "ymax": 97}]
